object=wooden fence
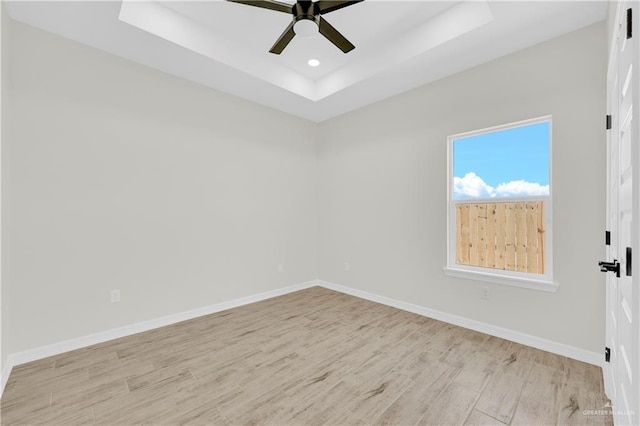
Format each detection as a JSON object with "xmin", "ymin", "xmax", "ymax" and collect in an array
[{"xmin": 455, "ymin": 201, "xmax": 545, "ymax": 274}]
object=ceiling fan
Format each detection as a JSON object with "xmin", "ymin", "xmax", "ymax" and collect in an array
[{"xmin": 227, "ymin": 0, "xmax": 364, "ymax": 54}]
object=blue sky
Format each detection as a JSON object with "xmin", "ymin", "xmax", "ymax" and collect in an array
[{"xmin": 452, "ymin": 121, "xmax": 550, "ymax": 199}]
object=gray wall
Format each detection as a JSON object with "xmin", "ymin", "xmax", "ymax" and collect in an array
[
  {"xmin": 317, "ymin": 22, "xmax": 607, "ymax": 353},
  {"xmin": 1, "ymin": 3, "xmax": 5, "ymax": 370},
  {"xmin": 2, "ymin": 19, "xmax": 318, "ymax": 356},
  {"xmin": 1, "ymin": 18, "xmax": 607, "ymax": 360}
]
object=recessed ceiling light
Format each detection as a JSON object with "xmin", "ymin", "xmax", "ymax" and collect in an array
[{"xmin": 308, "ymin": 59, "xmax": 320, "ymax": 67}]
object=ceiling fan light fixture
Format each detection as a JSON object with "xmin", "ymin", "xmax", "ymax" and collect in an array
[
  {"xmin": 293, "ymin": 19, "xmax": 318, "ymax": 37},
  {"xmin": 308, "ymin": 58, "xmax": 320, "ymax": 67},
  {"xmin": 227, "ymin": 0, "xmax": 363, "ymax": 54}
]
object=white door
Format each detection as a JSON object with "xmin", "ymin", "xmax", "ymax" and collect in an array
[{"xmin": 605, "ymin": 3, "xmax": 639, "ymax": 425}]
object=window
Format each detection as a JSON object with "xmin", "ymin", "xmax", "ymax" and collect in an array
[{"xmin": 444, "ymin": 116, "xmax": 556, "ymax": 292}]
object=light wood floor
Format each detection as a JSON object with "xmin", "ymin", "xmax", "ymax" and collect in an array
[{"xmin": 1, "ymin": 286, "xmax": 611, "ymax": 425}]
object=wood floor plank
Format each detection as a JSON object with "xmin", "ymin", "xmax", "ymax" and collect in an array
[
  {"xmin": 464, "ymin": 409, "xmax": 507, "ymax": 426},
  {"xmin": 171, "ymin": 373, "xmax": 242, "ymax": 413},
  {"xmin": 157, "ymin": 399, "xmax": 229, "ymax": 426},
  {"xmin": 87, "ymin": 355, "xmax": 156, "ymax": 381},
  {"xmin": 511, "ymin": 396, "xmax": 556, "ymax": 426},
  {"xmin": 453, "ymin": 351, "xmax": 498, "ymax": 392},
  {"xmin": 126, "ymin": 367, "xmax": 196, "ymax": 393},
  {"xmin": 419, "ymin": 382, "xmax": 480, "ymax": 425},
  {"xmin": 51, "ymin": 377, "xmax": 129, "ymax": 410},
  {"xmin": 10, "ymin": 401, "xmax": 95, "ymax": 426},
  {"xmin": 0, "ymin": 391, "xmax": 52, "ymax": 425},
  {"xmin": 520, "ymin": 361, "xmax": 564, "ymax": 406},
  {"xmin": 372, "ymin": 392, "xmax": 430, "ymax": 425},
  {"xmin": 335, "ymin": 376, "xmax": 413, "ymax": 425},
  {"xmin": 479, "ymin": 335, "xmax": 513, "ymax": 360},
  {"xmin": 556, "ymin": 383, "xmax": 610, "ymax": 425},
  {"xmin": 52, "ymin": 346, "xmax": 118, "ymax": 370},
  {"xmin": 7, "ymin": 367, "xmax": 89, "ymax": 401},
  {"xmin": 5, "ymin": 358, "xmax": 56, "ymax": 384},
  {"xmin": 91, "ymin": 388, "xmax": 177, "ymax": 425},
  {"xmin": 564, "ymin": 359, "xmax": 605, "ymax": 394},
  {"xmin": 496, "ymin": 342, "xmax": 537, "ymax": 379},
  {"xmin": 0, "ymin": 286, "xmax": 611, "ymax": 425},
  {"xmin": 218, "ymin": 377, "xmax": 304, "ymax": 424},
  {"xmin": 290, "ymin": 380, "xmax": 360, "ymax": 425},
  {"xmin": 473, "ymin": 372, "xmax": 526, "ymax": 424}
]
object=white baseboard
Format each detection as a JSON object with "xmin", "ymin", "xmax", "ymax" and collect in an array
[
  {"xmin": 0, "ymin": 278, "xmax": 604, "ymax": 400},
  {"xmin": 0, "ymin": 280, "xmax": 317, "ymax": 398},
  {"xmin": 0, "ymin": 358, "xmax": 12, "ymax": 397},
  {"xmin": 318, "ymin": 280, "xmax": 603, "ymax": 367}
]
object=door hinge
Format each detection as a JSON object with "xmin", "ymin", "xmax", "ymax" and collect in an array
[
  {"xmin": 605, "ymin": 347, "xmax": 611, "ymax": 363},
  {"xmin": 606, "ymin": 231, "xmax": 611, "ymax": 246},
  {"xmin": 627, "ymin": 8, "xmax": 633, "ymax": 39},
  {"xmin": 627, "ymin": 247, "xmax": 632, "ymax": 276},
  {"xmin": 606, "ymin": 115, "xmax": 612, "ymax": 130}
]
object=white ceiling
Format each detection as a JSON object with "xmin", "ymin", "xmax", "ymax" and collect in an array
[{"xmin": 6, "ymin": 1, "xmax": 607, "ymax": 122}]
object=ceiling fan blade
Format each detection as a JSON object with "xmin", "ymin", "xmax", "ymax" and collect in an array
[
  {"xmin": 269, "ymin": 21, "xmax": 296, "ymax": 54},
  {"xmin": 316, "ymin": 0, "xmax": 364, "ymax": 15},
  {"xmin": 226, "ymin": 0, "xmax": 292, "ymax": 14},
  {"xmin": 318, "ymin": 16, "xmax": 355, "ymax": 53}
]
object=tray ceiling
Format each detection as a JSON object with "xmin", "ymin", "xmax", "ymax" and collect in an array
[{"xmin": 6, "ymin": 1, "xmax": 607, "ymax": 122}]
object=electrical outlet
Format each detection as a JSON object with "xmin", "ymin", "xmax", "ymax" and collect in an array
[
  {"xmin": 277, "ymin": 263, "xmax": 284, "ymax": 272},
  {"xmin": 344, "ymin": 262, "xmax": 350, "ymax": 272},
  {"xmin": 111, "ymin": 289, "xmax": 121, "ymax": 303},
  {"xmin": 481, "ymin": 287, "xmax": 489, "ymax": 300}
]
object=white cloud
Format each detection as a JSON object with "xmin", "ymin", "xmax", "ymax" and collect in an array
[
  {"xmin": 453, "ymin": 172, "xmax": 494, "ymax": 198},
  {"xmin": 495, "ymin": 180, "xmax": 549, "ymax": 197},
  {"xmin": 454, "ymin": 172, "xmax": 549, "ymax": 198}
]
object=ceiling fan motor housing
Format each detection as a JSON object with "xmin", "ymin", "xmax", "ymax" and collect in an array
[{"xmin": 293, "ymin": 1, "xmax": 317, "ymax": 23}]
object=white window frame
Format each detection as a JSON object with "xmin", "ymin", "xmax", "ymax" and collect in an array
[{"xmin": 443, "ymin": 116, "xmax": 557, "ymax": 292}]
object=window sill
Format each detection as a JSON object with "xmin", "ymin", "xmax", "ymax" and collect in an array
[{"xmin": 442, "ymin": 266, "xmax": 559, "ymax": 293}]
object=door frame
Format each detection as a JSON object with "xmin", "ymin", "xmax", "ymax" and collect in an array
[{"xmin": 604, "ymin": 3, "xmax": 640, "ymax": 424}]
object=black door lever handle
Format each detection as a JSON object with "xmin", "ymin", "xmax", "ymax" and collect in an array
[{"xmin": 599, "ymin": 259, "xmax": 620, "ymax": 277}]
